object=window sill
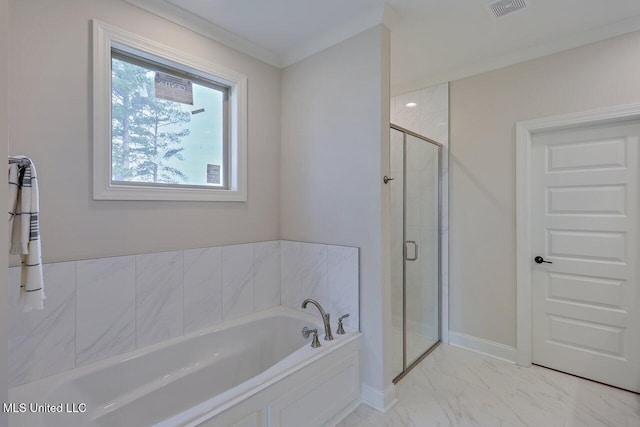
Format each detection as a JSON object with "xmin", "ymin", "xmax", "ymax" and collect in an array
[{"xmin": 93, "ymin": 183, "xmax": 247, "ymax": 202}]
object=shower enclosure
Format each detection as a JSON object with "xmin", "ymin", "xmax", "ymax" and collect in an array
[{"xmin": 390, "ymin": 124, "xmax": 441, "ymax": 381}]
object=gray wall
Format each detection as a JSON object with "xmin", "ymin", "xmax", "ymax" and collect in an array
[
  {"xmin": 1, "ymin": 0, "xmax": 9, "ymax": 421},
  {"xmin": 8, "ymin": 0, "xmax": 281, "ymax": 265},
  {"xmin": 449, "ymin": 29, "xmax": 640, "ymax": 347},
  {"xmin": 281, "ymin": 26, "xmax": 394, "ymax": 405}
]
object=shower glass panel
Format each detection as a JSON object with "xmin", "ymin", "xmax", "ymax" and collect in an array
[
  {"xmin": 405, "ymin": 134, "xmax": 440, "ymax": 367},
  {"xmin": 390, "ymin": 124, "xmax": 441, "ymax": 382},
  {"xmin": 390, "ymin": 128, "xmax": 405, "ymax": 379}
]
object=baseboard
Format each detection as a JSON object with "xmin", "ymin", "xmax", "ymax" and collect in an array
[
  {"xmin": 448, "ymin": 331, "xmax": 517, "ymax": 363},
  {"xmin": 361, "ymin": 383, "xmax": 398, "ymax": 413}
]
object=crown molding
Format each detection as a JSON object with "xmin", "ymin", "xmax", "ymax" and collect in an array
[
  {"xmin": 126, "ymin": 0, "xmax": 397, "ymax": 69},
  {"xmin": 125, "ymin": 0, "xmax": 282, "ymax": 67}
]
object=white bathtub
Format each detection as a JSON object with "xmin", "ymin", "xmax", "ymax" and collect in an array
[{"xmin": 9, "ymin": 307, "xmax": 362, "ymax": 427}]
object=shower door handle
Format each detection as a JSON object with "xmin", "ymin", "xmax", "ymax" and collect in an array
[{"xmin": 405, "ymin": 241, "xmax": 418, "ymax": 261}]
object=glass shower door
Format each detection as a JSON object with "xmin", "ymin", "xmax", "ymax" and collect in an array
[
  {"xmin": 405, "ymin": 134, "xmax": 440, "ymax": 367},
  {"xmin": 390, "ymin": 128, "xmax": 405, "ymax": 379},
  {"xmin": 390, "ymin": 125, "xmax": 441, "ymax": 381}
]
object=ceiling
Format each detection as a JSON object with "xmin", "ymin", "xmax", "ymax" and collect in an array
[
  {"xmin": 133, "ymin": 0, "xmax": 640, "ymax": 93},
  {"xmin": 165, "ymin": 0, "xmax": 385, "ymax": 54}
]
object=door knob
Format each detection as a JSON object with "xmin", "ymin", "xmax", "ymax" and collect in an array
[{"xmin": 534, "ymin": 256, "xmax": 552, "ymax": 264}]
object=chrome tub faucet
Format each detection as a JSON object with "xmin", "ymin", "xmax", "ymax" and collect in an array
[
  {"xmin": 337, "ymin": 314, "xmax": 350, "ymax": 335},
  {"xmin": 302, "ymin": 327, "xmax": 321, "ymax": 348},
  {"xmin": 301, "ymin": 298, "xmax": 333, "ymax": 341}
]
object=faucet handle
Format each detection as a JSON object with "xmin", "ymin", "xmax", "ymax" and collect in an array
[
  {"xmin": 337, "ymin": 314, "xmax": 350, "ymax": 335},
  {"xmin": 302, "ymin": 327, "xmax": 321, "ymax": 348}
]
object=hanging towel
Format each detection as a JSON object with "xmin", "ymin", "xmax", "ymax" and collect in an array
[{"xmin": 8, "ymin": 157, "xmax": 45, "ymax": 312}]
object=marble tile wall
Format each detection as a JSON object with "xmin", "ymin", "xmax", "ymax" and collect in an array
[
  {"xmin": 8, "ymin": 240, "xmax": 359, "ymax": 387},
  {"xmin": 182, "ymin": 246, "xmax": 222, "ymax": 334},
  {"xmin": 8, "ymin": 263, "xmax": 76, "ymax": 388},
  {"xmin": 391, "ymin": 83, "xmax": 449, "ymax": 145},
  {"xmin": 280, "ymin": 241, "xmax": 359, "ymax": 331},
  {"xmin": 75, "ymin": 256, "xmax": 135, "ymax": 367}
]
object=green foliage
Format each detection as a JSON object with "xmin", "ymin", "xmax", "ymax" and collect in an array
[{"xmin": 111, "ymin": 58, "xmax": 191, "ymax": 184}]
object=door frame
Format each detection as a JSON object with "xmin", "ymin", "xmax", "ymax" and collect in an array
[{"xmin": 515, "ymin": 103, "xmax": 640, "ymax": 367}]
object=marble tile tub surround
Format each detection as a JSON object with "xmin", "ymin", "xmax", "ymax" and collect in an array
[
  {"xmin": 281, "ymin": 241, "xmax": 359, "ymax": 331},
  {"xmin": 8, "ymin": 240, "xmax": 359, "ymax": 387}
]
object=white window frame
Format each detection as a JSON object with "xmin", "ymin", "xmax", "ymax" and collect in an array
[{"xmin": 92, "ymin": 20, "xmax": 247, "ymax": 201}]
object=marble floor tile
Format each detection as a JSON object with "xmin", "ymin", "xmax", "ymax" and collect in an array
[
  {"xmin": 391, "ymin": 325, "xmax": 438, "ymax": 379},
  {"xmin": 339, "ymin": 344, "xmax": 640, "ymax": 427}
]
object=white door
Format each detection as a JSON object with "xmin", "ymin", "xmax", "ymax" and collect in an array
[{"xmin": 531, "ymin": 119, "xmax": 640, "ymax": 392}]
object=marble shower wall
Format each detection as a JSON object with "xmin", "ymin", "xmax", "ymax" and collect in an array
[
  {"xmin": 8, "ymin": 240, "xmax": 358, "ymax": 387},
  {"xmin": 391, "ymin": 83, "xmax": 449, "ymax": 145}
]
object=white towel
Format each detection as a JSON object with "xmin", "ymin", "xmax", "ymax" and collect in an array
[{"xmin": 8, "ymin": 157, "xmax": 45, "ymax": 312}]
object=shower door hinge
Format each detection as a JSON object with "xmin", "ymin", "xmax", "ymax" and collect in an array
[{"xmin": 405, "ymin": 241, "xmax": 418, "ymax": 261}]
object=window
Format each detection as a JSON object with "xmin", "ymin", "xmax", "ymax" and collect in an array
[
  {"xmin": 111, "ymin": 51, "xmax": 229, "ymax": 188},
  {"xmin": 93, "ymin": 21, "xmax": 247, "ymax": 201}
]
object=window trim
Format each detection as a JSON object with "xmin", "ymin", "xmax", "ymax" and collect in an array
[{"xmin": 93, "ymin": 20, "xmax": 247, "ymax": 201}]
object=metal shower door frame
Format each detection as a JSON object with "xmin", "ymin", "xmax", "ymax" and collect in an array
[{"xmin": 391, "ymin": 123, "xmax": 443, "ymax": 384}]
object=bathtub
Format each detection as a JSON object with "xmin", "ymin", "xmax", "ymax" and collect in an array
[{"xmin": 9, "ymin": 306, "xmax": 362, "ymax": 427}]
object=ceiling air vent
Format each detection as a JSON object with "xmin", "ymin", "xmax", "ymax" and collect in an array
[{"xmin": 488, "ymin": 0, "xmax": 527, "ymax": 19}]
